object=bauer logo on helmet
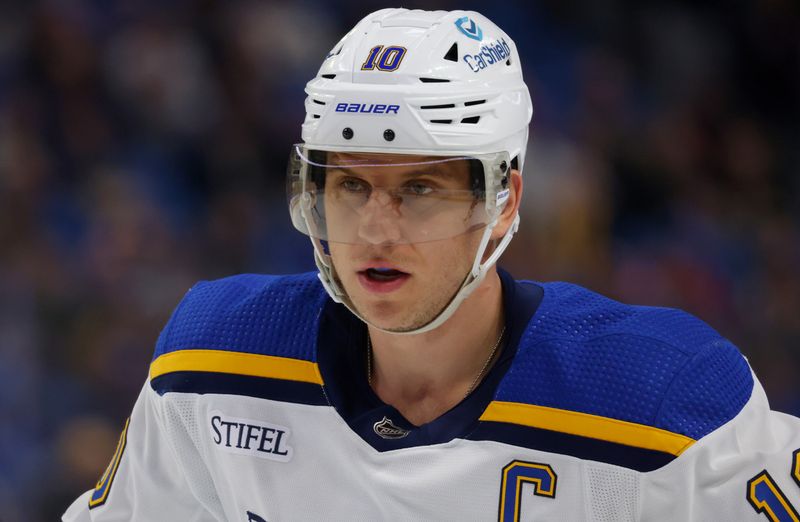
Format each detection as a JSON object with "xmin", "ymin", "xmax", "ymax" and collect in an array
[{"xmin": 334, "ymin": 103, "xmax": 400, "ymax": 115}]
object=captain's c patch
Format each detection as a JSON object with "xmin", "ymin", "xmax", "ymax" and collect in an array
[{"xmin": 89, "ymin": 417, "xmax": 130, "ymax": 508}]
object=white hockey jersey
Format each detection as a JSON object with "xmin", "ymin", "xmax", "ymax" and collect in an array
[{"xmin": 63, "ymin": 271, "xmax": 800, "ymax": 521}]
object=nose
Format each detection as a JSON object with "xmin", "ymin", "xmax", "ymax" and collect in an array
[{"xmin": 356, "ymin": 189, "xmax": 404, "ymax": 245}]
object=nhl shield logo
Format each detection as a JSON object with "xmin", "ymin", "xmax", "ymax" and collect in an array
[{"xmin": 373, "ymin": 416, "xmax": 410, "ymax": 439}]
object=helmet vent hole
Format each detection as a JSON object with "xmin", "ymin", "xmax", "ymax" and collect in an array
[
  {"xmin": 506, "ymin": 58, "xmax": 511, "ymax": 66},
  {"xmin": 312, "ymin": 115, "xmax": 320, "ymax": 119},
  {"xmin": 420, "ymin": 77, "xmax": 450, "ymax": 83},
  {"xmin": 312, "ymin": 99, "xmax": 326, "ymax": 105},
  {"xmin": 460, "ymin": 116, "xmax": 480, "ymax": 124},
  {"xmin": 321, "ymin": 74, "xmax": 336, "ymax": 79},
  {"xmin": 420, "ymin": 103, "xmax": 455, "ymax": 110},
  {"xmin": 464, "ymin": 99, "xmax": 486, "ymax": 106},
  {"xmin": 443, "ymin": 43, "xmax": 458, "ymax": 62},
  {"xmin": 430, "ymin": 119, "xmax": 452, "ymax": 124}
]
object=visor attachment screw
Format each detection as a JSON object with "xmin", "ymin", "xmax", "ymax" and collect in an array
[
  {"xmin": 342, "ymin": 127, "xmax": 354, "ymax": 140},
  {"xmin": 500, "ymin": 160, "xmax": 508, "ymax": 173},
  {"xmin": 383, "ymin": 129, "xmax": 395, "ymax": 141}
]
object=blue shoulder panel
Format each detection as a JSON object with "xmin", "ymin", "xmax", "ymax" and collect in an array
[
  {"xmin": 154, "ymin": 272, "xmax": 328, "ymax": 362},
  {"xmin": 496, "ymin": 282, "xmax": 753, "ymax": 441},
  {"xmin": 655, "ymin": 338, "xmax": 753, "ymax": 438}
]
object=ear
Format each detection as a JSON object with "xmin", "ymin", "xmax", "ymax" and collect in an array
[{"xmin": 490, "ymin": 168, "xmax": 522, "ymax": 240}]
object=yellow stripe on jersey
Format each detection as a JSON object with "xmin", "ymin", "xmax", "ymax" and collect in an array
[
  {"xmin": 793, "ymin": 449, "xmax": 800, "ymax": 486},
  {"xmin": 149, "ymin": 349, "xmax": 324, "ymax": 385},
  {"xmin": 479, "ymin": 401, "xmax": 695, "ymax": 456},
  {"xmin": 89, "ymin": 417, "xmax": 129, "ymax": 508}
]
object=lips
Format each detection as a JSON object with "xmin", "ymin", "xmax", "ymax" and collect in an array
[{"xmin": 357, "ymin": 266, "xmax": 410, "ymax": 293}]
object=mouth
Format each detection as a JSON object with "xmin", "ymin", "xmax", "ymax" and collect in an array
[
  {"xmin": 357, "ymin": 266, "xmax": 411, "ymax": 293},
  {"xmin": 363, "ymin": 267, "xmax": 407, "ymax": 281}
]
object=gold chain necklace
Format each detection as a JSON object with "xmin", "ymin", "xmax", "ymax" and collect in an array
[{"xmin": 366, "ymin": 325, "xmax": 506, "ymax": 400}]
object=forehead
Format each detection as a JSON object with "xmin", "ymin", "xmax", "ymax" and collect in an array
[{"xmin": 326, "ymin": 151, "xmax": 472, "ymax": 183}]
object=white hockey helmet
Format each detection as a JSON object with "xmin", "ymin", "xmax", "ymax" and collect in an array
[{"xmin": 288, "ymin": 8, "xmax": 532, "ymax": 334}]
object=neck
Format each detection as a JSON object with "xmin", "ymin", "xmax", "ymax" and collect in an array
[{"xmin": 368, "ymin": 268, "xmax": 505, "ymax": 426}]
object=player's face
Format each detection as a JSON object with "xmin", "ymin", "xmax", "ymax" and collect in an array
[{"xmin": 325, "ymin": 153, "xmax": 487, "ymax": 332}]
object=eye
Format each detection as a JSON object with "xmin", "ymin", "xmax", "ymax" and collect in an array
[
  {"xmin": 339, "ymin": 177, "xmax": 370, "ymax": 193},
  {"xmin": 402, "ymin": 181, "xmax": 434, "ymax": 196}
]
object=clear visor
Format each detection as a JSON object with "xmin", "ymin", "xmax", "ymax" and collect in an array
[{"xmin": 287, "ymin": 145, "xmax": 511, "ymax": 245}]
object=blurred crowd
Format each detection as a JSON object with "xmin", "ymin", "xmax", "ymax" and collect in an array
[{"xmin": 0, "ymin": 0, "xmax": 797, "ymax": 519}]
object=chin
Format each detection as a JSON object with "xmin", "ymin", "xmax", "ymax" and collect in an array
[
  {"xmin": 368, "ymin": 318, "xmax": 428, "ymax": 333},
  {"xmin": 356, "ymin": 301, "xmax": 404, "ymax": 328},
  {"xmin": 346, "ymin": 296, "xmax": 416, "ymax": 331}
]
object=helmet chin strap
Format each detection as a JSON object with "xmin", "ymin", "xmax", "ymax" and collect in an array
[{"xmin": 311, "ymin": 213, "xmax": 520, "ymax": 336}]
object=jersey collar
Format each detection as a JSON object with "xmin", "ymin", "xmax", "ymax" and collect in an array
[{"xmin": 315, "ymin": 268, "xmax": 543, "ymax": 451}]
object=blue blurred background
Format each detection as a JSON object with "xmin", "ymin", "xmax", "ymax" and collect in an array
[{"xmin": 0, "ymin": 0, "xmax": 797, "ymax": 519}]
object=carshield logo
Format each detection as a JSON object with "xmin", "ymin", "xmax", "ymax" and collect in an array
[
  {"xmin": 463, "ymin": 38, "xmax": 512, "ymax": 73},
  {"xmin": 455, "ymin": 17, "xmax": 483, "ymax": 41},
  {"xmin": 373, "ymin": 416, "xmax": 410, "ymax": 439}
]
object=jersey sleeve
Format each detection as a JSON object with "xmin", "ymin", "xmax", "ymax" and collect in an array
[
  {"xmin": 640, "ymin": 374, "xmax": 800, "ymax": 521},
  {"xmin": 62, "ymin": 381, "xmax": 221, "ymax": 521}
]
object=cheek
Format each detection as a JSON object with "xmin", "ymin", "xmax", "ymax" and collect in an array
[
  {"xmin": 416, "ymin": 231, "xmax": 483, "ymax": 275},
  {"xmin": 327, "ymin": 241, "xmax": 345, "ymax": 259},
  {"xmin": 328, "ymin": 242, "xmax": 356, "ymax": 276}
]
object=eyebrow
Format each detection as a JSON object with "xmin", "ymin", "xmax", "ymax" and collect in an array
[{"xmin": 326, "ymin": 163, "xmax": 463, "ymax": 181}]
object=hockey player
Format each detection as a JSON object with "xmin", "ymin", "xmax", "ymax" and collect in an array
[{"xmin": 65, "ymin": 8, "xmax": 800, "ymax": 521}]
